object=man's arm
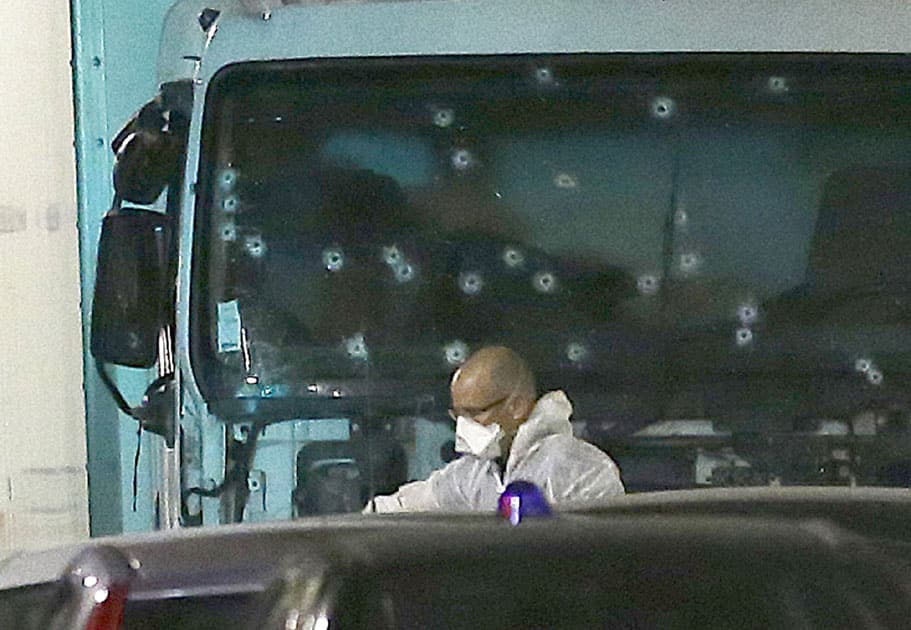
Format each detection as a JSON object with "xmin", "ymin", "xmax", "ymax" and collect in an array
[{"xmin": 364, "ymin": 477, "xmax": 442, "ymax": 513}]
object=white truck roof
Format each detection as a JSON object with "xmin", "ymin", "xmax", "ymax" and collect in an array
[{"xmin": 157, "ymin": 0, "xmax": 911, "ymax": 86}]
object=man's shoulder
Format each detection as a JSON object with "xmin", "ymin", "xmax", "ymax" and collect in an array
[
  {"xmin": 537, "ymin": 432, "xmax": 620, "ymax": 467},
  {"xmin": 538, "ymin": 431, "xmax": 604, "ymax": 452}
]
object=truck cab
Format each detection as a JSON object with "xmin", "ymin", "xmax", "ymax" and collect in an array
[{"xmin": 91, "ymin": 0, "xmax": 911, "ymax": 527}]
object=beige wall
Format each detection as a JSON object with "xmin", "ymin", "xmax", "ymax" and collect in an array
[{"xmin": 0, "ymin": 2, "xmax": 90, "ymax": 551}]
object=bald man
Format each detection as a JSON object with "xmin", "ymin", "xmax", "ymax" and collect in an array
[{"xmin": 367, "ymin": 346, "xmax": 625, "ymax": 512}]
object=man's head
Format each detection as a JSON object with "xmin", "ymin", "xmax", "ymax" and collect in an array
[{"xmin": 449, "ymin": 346, "xmax": 537, "ymax": 434}]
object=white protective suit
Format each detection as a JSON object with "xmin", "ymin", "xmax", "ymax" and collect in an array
[{"xmin": 368, "ymin": 390, "xmax": 625, "ymax": 512}]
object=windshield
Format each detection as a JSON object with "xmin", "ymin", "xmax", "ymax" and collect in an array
[{"xmin": 191, "ymin": 54, "xmax": 911, "ymax": 512}]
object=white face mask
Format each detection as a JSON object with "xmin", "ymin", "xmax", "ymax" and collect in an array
[{"xmin": 454, "ymin": 415, "xmax": 503, "ymax": 460}]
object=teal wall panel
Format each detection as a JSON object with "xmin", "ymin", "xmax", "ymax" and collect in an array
[{"xmin": 71, "ymin": 0, "xmax": 177, "ymax": 535}]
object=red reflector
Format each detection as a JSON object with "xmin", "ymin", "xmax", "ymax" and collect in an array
[
  {"xmin": 66, "ymin": 546, "xmax": 136, "ymax": 630},
  {"xmin": 85, "ymin": 583, "xmax": 129, "ymax": 630}
]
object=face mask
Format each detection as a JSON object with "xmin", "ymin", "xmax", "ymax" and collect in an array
[{"xmin": 454, "ymin": 415, "xmax": 503, "ymax": 460}]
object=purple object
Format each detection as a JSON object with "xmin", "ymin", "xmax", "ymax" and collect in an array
[{"xmin": 498, "ymin": 480, "xmax": 552, "ymax": 525}]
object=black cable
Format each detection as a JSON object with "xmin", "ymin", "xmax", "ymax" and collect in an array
[
  {"xmin": 187, "ymin": 482, "xmax": 228, "ymax": 498},
  {"xmin": 95, "ymin": 361, "xmax": 137, "ymax": 420},
  {"xmin": 132, "ymin": 425, "xmax": 142, "ymax": 512},
  {"xmin": 232, "ymin": 424, "xmax": 263, "ymax": 523},
  {"xmin": 186, "ymin": 441, "xmax": 249, "ymax": 498},
  {"xmin": 96, "ymin": 360, "xmax": 176, "ymax": 512},
  {"xmin": 186, "ymin": 423, "xmax": 265, "ymax": 524},
  {"xmin": 97, "ymin": 360, "xmax": 143, "ymax": 511}
]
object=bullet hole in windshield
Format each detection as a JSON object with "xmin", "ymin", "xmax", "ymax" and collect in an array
[
  {"xmin": 345, "ymin": 333, "xmax": 369, "ymax": 361},
  {"xmin": 735, "ymin": 327, "xmax": 754, "ymax": 347},
  {"xmin": 444, "ymin": 340, "xmax": 469, "ymax": 366},
  {"xmin": 222, "ymin": 195, "xmax": 239, "ymax": 213},
  {"xmin": 855, "ymin": 358, "xmax": 872, "ymax": 373},
  {"xmin": 432, "ymin": 107, "xmax": 455, "ymax": 128},
  {"xmin": 637, "ymin": 274, "xmax": 660, "ymax": 296},
  {"xmin": 217, "ymin": 167, "xmax": 237, "ymax": 192},
  {"xmin": 322, "ymin": 247, "xmax": 345, "ymax": 272},
  {"xmin": 220, "ymin": 221, "xmax": 237, "ymax": 242},
  {"xmin": 459, "ymin": 271, "xmax": 484, "ymax": 296},
  {"xmin": 554, "ymin": 173, "xmax": 578, "ymax": 189},
  {"xmin": 867, "ymin": 369, "xmax": 884, "ymax": 386},
  {"xmin": 566, "ymin": 342, "xmax": 589, "ymax": 363},
  {"xmin": 395, "ymin": 262, "xmax": 416, "ymax": 283},
  {"xmin": 535, "ymin": 66, "xmax": 555, "ymax": 85},
  {"xmin": 768, "ymin": 76, "xmax": 790, "ymax": 93},
  {"xmin": 679, "ymin": 252, "xmax": 701, "ymax": 274},
  {"xmin": 502, "ymin": 246, "xmax": 525, "ymax": 268},
  {"xmin": 651, "ymin": 96, "xmax": 676, "ymax": 120},
  {"xmin": 244, "ymin": 234, "xmax": 266, "ymax": 258},
  {"xmin": 738, "ymin": 304, "xmax": 759, "ymax": 326},
  {"xmin": 532, "ymin": 271, "xmax": 557, "ymax": 293},
  {"xmin": 382, "ymin": 245, "xmax": 403, "ymax": 267},
  {"xmin": 451, "ymin": 148, "xmax": 475, "ymax": 171}
]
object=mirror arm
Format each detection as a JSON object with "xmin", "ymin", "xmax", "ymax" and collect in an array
[
  {"xmin": 95, "ymin": 360, "xmax": 176, "ymax": 446},
  {"xmin": 95, "ymin": 360, "xmax": 139, "ymax": 420}
]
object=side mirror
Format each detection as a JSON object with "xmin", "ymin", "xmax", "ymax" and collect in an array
[
  {"xmin": 90, "ymin": 207, "xmax": 175, "ymax": 368},
  {"xmin": 111, "ymin": 92, "xmax": 188, "ymax": 205}
]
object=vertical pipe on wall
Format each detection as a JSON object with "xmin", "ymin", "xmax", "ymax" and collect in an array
[{"xmin": 69, "ymin": 0, "xmax": 124, "ymax": 536}]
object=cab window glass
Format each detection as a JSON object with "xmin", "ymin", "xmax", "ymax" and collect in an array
[{"xmin": 192, "ymin": 55, "xmax": 911, "ymax": 504}]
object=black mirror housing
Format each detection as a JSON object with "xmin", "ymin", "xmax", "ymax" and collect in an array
[
  {"xmin": 91, "ymin": 207, "xmax": 175, "ymax": 368},
  {"xmin": 112, "ymin": 85, "xmax": 191, "ymax": 205}
]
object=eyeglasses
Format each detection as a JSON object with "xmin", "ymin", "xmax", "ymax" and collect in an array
[{"xmin": 448, "ymin": 395, "xmax": 509, "ymax": 422}]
